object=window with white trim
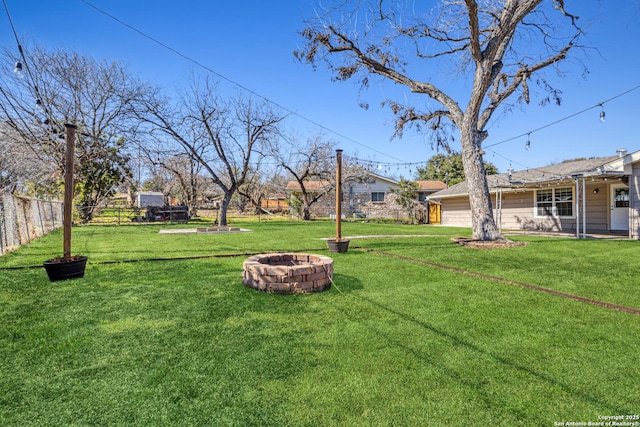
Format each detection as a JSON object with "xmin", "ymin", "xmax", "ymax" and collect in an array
[
  {"xmin": 535, "ymin": 187, "xmax": 573, "ymax": 217},
  {"xmin": 371, "ymin": 192, "xmax": 385, "ymax": 202}
]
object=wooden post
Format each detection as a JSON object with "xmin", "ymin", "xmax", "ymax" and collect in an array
[
  {"xmin": 63, "ymin": 123, "xmax": 76, "ymax": 259},
  {"xmin": 335, "ymin": 149, "xmax": 343, "ymax": 242}
]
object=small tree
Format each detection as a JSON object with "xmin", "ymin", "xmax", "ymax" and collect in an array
[
  {"xmin": 389, "ymin": 177, "xmax": 421, "ymax": 223},
  {"xmin": 75, "ymin": 136, "xmax": 132, "ymax": 222},
  {"xmin": 237, "ymin": 167, "xmax": 285, "ymax": 214}
]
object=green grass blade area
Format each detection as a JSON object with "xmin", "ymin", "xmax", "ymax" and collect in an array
[{"xmin": 1, "ymin": 221, "xmax": 639, "ymax": 426}]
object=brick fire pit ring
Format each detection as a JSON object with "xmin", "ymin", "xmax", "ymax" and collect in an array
[{"xmin": 242, "ymin": 253, "xmax": 333, "ymax": 294}]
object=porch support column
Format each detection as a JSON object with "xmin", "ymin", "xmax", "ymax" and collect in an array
[
  {"xmin": 496, "ymin": 187, "xmax": 503, "ymax": 232},
  {"xmin": 582, "ymin": 178, "xmax": 586, "ymax": 239},
  {"xmin": 575, "ymin": 177, "xmax": 580, "ymax": 239}
]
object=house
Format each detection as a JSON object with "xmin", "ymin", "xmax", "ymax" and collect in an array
[
  {"xmin": 285, "ymin": 171, "xmax": 446, "ymax": 220},
  {"xmin": 415, "ymin": 180, "xmax": 448, "ymax": 201},
  {"xmin": 428, "ymin": 149, "xmax": 640, "ymax": 238}
]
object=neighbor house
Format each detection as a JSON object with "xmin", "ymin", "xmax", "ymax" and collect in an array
[
  {"xmin": 285, "ymin": 171, "xmax": 446, "ymax": 220},
  {"xmin": 428, "ymin": 149, "xmax": 640, "ymax": 238}
]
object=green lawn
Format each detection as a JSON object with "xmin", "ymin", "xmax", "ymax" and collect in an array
[{"xmin": 1, "ymin": 221, "xmax": 639, "ymax": 426}]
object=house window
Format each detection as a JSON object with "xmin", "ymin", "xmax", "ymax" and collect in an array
[
  {"xmin": 535, "ymin": 187, "xmax": 573, "ymax": 217},
  {"xmin": 371, "ymin": 192, "xmax": 385, "ymax": 202},
  {"xmin": 615, "ymin": 188, "xmax": 629, "ymax": 208}
]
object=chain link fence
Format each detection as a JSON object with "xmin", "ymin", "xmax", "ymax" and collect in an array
[{"xmin": 0, "ymin": 193, "xmax": 63, "ymax": 255}]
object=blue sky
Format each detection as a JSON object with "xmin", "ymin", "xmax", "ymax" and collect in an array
[{"xmin": 2, "ymin": 1, "xmax": 639, "ymax": 176}]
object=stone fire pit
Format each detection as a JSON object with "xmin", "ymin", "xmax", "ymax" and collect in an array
[{"xmin": 242, "ymin": 253, "xmax": 333, "ymax": 294}]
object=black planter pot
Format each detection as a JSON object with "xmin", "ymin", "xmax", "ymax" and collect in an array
[
  {"xmin": 327, "ymin": 239, "xmax": 350, "ymax": 253},
  {"xmin": 43, "ymin": 256, "xmax": 88, "ymax": 282}
]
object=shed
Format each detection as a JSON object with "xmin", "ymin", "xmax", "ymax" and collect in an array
[{"xmin": 136, "ymin": 191, "xmax": 164, "ymax": 208}]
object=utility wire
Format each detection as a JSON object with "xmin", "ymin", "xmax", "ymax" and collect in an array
[
  {"xmin": 79, "ymin": 1, "xmax": 640, "ymax": 172},
  {"xmin": 485, "ymin": 85, "xmax": 640, "ymax": 149},
  {"xmin": 79, "ymin": 0, "xmax": 410, "ymax": 163}
]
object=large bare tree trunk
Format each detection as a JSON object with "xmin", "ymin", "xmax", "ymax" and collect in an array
[{"xmin": 460, "ymin": 128, "xmax": 501, "ymax": 241}]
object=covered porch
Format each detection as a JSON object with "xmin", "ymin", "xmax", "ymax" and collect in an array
[{"xmin": 430, "ymin": 149, "xmax": 640, "ymax": 239}]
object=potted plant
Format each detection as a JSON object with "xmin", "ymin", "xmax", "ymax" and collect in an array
[{"xmin": 43, "ymin": 124, "xmax": 87, "ymax": 282}]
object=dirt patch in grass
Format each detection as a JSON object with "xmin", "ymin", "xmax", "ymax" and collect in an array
[{"xmin": 452, "ymin": 237, "xmax": 528, "ymax": 249}]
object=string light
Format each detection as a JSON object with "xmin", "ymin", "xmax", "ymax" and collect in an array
[
  {"xmin": 525, "ymin": 133, "xmax": 531, "ymax": 151},
  {"xmin": 13, "ymin": 61, "xmax": 23, "ymax": 77},
  {"xmin": 599, "ymin": 104, "xmax": 606, "ymax": 123},
  {"xmin": 486, "ymin": 85, "xmax": 640, "ymax": 150}
]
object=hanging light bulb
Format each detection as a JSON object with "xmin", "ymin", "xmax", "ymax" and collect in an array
[
  {"xmin": 525, "ymin": 134, "xmax": 531, "ymax": 150},
  {"xmin": 597, "ymin": 103, "xmax": 606, "ymax": 123},
  {"xmin": 14, "ymin": 61, "xmax": 23, "ymax": 78}
]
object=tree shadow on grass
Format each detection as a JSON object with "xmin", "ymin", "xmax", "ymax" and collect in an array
[{"xmin": 358, "ymin": 295, "xmax": 632, "ymax": 415}]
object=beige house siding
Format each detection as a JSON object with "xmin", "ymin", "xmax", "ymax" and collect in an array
[
  {"xmin": 442, "ymin": 182, "xmax": 612, "ymax": 233},
  {"xmin": 588, "ymin": 184, "xmax": 609, "ymax": 232},
  {"xmin": 440, "ymin": 196, "xmax": 472, "ymax": 227}
]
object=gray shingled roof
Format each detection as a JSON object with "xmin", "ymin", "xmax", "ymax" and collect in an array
[{"xmin": 431, "ymin": 155, "xmax": 621, "ymax": 198}]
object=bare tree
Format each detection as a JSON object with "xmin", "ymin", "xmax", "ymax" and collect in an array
[
  {"xmin": 140, "ymin": 138, "xmax": 209, "ymax": 217},
  {"xmin": 0, "ymin": 123, "xmax": 55, "ymax": 195},
  {"xmin": 237, "ymin": 166, "xmax": 269, "ymax": 214},
  {"xmin": 274, "ymin": 134, "xmax": 366, "ymax": 220},
  {"xmin": 296, "ymin": 0, "xmax": 583, "ymax": 240},
  {"xmin": 136, "ymin": 78, "xmax": 286, "ymax": 225},
  {"xmin": 0, "ymin": 46, "xmax": 147, "ymax": 221},
  {"xmin": 275, "ymin": 135, "xmax": 336, "ymax": 220}
]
